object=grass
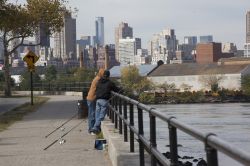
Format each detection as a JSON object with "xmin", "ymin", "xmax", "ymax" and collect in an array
[
  {"xmin": 96, "ymin": 131, "xmax": 104, "ymax": 139},
  {"xmin": 0, "ymin": 96, "xmax": 49, "ymax": 132}
]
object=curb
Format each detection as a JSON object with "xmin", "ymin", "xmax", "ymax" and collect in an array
[{"xmin": 101, "ymin": 120, "xmax": 150, "ymax": 166}]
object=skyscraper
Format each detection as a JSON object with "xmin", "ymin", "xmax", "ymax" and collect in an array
[
  {"xmin": 148, "ymin": 28, "xmax": 177, "ymax": 64},
  {"xmin": 199, "ymin": 35, "xmax": 213, "ymax": 43},
  {"xmin": 119, "ymin": 38, "xmax": 141, "ymax": 66},
  {"xmin": 35, "ymin": 23, "xmax": 50, "ymax": 56},
  {"xmin": 115, "ymin": 22, "xmax": 133, "ymax": 61},
  {"xmin": 184, "ymin": 36, "xmax": 197, "ymax": 45},
  {"xmin": 246, "ymin": 11, "xmax": 250, "ymax": 43},
  {"xmin": 54, "ymin": 12, "xmax": 76, "ymax": 60},
  {"xmin": 95, "ymin": 17, "xmax": 104, "ymax": 46},
  {"xmin": 245, "ymin": 11, "xmax": 250, "ymax": 57}
]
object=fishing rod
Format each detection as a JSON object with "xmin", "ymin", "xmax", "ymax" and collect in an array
[
  {"xmin": 43, "ymin": 120, "xmax": 85, "ymax": 150},
  {"xmin": 45, "ymin": 112, "xmax": 78, "ymax": 138}
]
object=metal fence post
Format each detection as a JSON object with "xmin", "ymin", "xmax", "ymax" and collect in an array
[
  {"xmin": 205, "ymin": 133, "xmax": 218, "ymax": 166},
  {"xmin": 119, "ymin": 97, "xmax": 123, "ymax": 134},
  {"xmin": 206, "ymin": 145, "xmax": 218, "ymax": 166},
  {"xmin": 123, "ymin": 100, "xmax": 128, "ymax": 142},
  {"xmin": 138, "ymin": 107, "xmax": 145, "ymax": 166},
  {"xmin": 168, "ymin": 117, "xmax": 178, "ymax": 166},
  {"xmin": 149, "ymin": 110, "xmax": 157, "ymax": 166},
  {"xmin": 111, "ymin": 97, "xmax": 115, "ymax": 123},
  {"xmin": 129, "ymin": 103, "xmax": 134, "ymax": 152},
  {"xmin": 115, "ymin": 97, "xmax": 118, "ymax": 129}
]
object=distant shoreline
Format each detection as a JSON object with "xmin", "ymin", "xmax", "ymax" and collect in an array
[{"xmin": 138, "ymin": 91, "xmax": 250, "ymax": 104}]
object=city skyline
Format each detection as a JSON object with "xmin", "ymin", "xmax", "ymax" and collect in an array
[
  {"xmin": 10, "ymin": 0, "xmax": 250, "ymax": 50},
  {"xmin": 67, "ymin": 0, "xmax": 250, "ymax": 49}
]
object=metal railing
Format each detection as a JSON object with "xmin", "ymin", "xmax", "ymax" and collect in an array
[{"xmin": 108, "ymin": 92, "xmax": 250, "ymax": 166}]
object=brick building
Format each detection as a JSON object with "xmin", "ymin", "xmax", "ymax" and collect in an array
[{"xmin": 196, "ymin": 42, "xmax": 234, "ymax": 64}]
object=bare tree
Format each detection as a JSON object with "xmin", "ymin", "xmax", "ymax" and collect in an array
[{"xmin": 198, "ymin": 74, "xmax": 224, "ymax": 92}]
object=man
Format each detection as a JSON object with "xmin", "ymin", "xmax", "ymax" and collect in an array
[
  {"xmin": 90, "ymin": 70, "xmax": 120, "ymax": 134},
  {"xmin": 86, "ymin": 68, "xmax": 105, "ymax": 134}
]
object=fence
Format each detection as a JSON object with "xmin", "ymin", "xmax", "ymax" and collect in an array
[
  {"xmin": 108, "ymin": 91, "xmax": 250, "ymax": 166},
  {"xmin": 13, "ymin": 82, "xmax": 91, "ymax": 92}
]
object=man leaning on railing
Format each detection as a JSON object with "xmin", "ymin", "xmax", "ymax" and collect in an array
[{"xmin": 90, "ymin": 70, "xmax": 120, "ymax": 135}]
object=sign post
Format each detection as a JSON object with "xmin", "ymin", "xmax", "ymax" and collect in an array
[{"xmin": 23, "ymin": 50, "xmax": 39, "ymax": 105}]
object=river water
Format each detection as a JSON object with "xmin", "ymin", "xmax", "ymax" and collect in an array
[{"xmin": 138, "ymin": 103, "xmax": 250, "ymax": 166}]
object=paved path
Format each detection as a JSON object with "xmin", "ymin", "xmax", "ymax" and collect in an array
[
  {"xmin": 0, "ymin": 97, "xmax": 30, "ymax": 115},
  {"xmin": 0, "ymin": 95, "xmax": 111, "ymax": 166}
]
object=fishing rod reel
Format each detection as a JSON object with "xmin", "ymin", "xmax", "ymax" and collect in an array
[{"xmin": 59, "ymin": 137, "xmax": 66, "ymax": 145}]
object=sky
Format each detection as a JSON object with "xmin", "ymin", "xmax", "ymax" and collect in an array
[{"xmin": 13, "ymin": 0, "xmax": 250, "ymax": 49}]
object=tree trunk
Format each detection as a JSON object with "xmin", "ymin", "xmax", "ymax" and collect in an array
[{"xmin": 4, "ymin": 48, "xmax": 11, "ymax": 97}]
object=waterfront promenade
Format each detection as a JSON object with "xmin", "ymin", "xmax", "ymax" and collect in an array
[
  {"xmin": 0, "ymin": 97, "xmax": 29, "ymax": 115},
  {"xmin": 0, "ymin": 95, "xmax": 111, "ymax": 166}
]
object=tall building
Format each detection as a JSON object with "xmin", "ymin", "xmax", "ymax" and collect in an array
[
  {"xmin": 184, "ymin": 36, "xmax": 197, "ymax": 45},
  {"xmin": 77, "ymin": 36, "xmax": 91, "ymax": 46},
  {"xmin": 96, "ymin": 44, "xmax": 118, "ymax": 69},
  {"xmin": 115, "ymin": 22, "xmax": 133, "ymax": 61},
  {"xmin": 54, "ymin": 12, "xmax": 76, "ymax": 61},
  {"xmin": 83, "ymin": 46, "xmax": 97, "ymax": 68},
  {"xmin": 148, "ymin": 28, "xmax": 177, "ymax": 64},
  {"xmin": 95, "ymin": 17, "xmax": 104, "ymax": 46},
  {"xmin": 35, "ymin": 23, "xmax": 50, "ymax": 56},
  {"xmin": 246, "ymin": 11, "xmax": 250, "ymax": 43},
  {"xmin": 76, "ymin": 36, "xmax": 91, "ymax": 60},
  {"xmin": 196, "ymin": 42, "xmax": 234, "ymax": 64},
  {"xmin": 119, "ymin": 38, "xmax": 141, "ymax": 66},
  {"xmin": 177, "ymin": 36, "xmax": 197, "ymax": 61},
  {"xmin": 222, "ymin": 43, "xmax": 237, "ymax": 54},
  {"xmin": 245, "ymin": 11, "xmax": 250, "ymax": 57},
  {"xmin": 199, "ymin": 35, "xmax": 213, "ymax": 43}
]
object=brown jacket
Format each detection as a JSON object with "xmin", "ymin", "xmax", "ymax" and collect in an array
[{"xmin": 86, "ymin": 68, "xmax": 105, "ymax": 101}]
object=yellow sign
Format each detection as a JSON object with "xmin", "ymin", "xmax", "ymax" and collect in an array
[{"xmin": 23, "ymin": 50, "xmax": 39, "ymax": 71}]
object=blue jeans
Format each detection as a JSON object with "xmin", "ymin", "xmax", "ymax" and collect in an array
[
  {"xmin": 92, "ymin": 99, "xmax": 108, "ymax": 132},
  {"xmin": 87, "ymin": 100, "xmax": 96, "ymax": 132}
]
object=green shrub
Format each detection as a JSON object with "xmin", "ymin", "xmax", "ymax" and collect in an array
[{"xmin": 138, "ymin": 92, "xmax": 155, "ymax": 104}]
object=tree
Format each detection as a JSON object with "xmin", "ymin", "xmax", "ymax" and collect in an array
[
  {"xmin": 198, "ymin": 74, "xmax": 224, "ymax": 92},
  {"xmin": 0, "ymin": 72, "xmax": 4, "ymax": 82},
  {"xmin": 0, "ymin": 0, "xmax": 66, "ymax": 96},
  {"xmin": 19, "ymin": 70, "xmax": 41, "ymax": 90},
  {"xmin": 156, "ymin": 82, "xmax": 176, "ymax": 96},
  {"xmin": 121, "ymin": 65, "xmax": 153, "ymax": 97},
  {"xmin": 73, "ymin": 68, "xmax": 96, "ymax": 82},
  {"xmin": 44, "ymin": 65, "xmax": 57, "ymax": 82},
  {"xmin": 241, "ymin": 75, "xmax": 250, "ymax": 95}
]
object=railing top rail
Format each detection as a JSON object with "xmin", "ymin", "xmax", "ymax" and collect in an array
[{"xmin": 111, "ymin": 91, "xmax": 250, "ymax": 165}]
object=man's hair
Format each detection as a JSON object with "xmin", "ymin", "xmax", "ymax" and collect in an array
[{"xmin": 103, "ymin": 70, "xmax": 110, "ymax": 78}]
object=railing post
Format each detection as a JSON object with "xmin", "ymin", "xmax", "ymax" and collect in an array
[
  {"xmin": 123, "ymin": 100, "xmax": 128, "ymax": 142},
  {"xmin": 119, "ymin": 97, "xmax": 123, "ymax": 134},
  {"xmin": 206, "ymin": 145, "xmax": 218, "ymax": 166},
  {"xmin": 114, "ymin": 97, "xmax": 118, "ymax": 129},
  {"xmin": 129, "ymin": 103, "xmax": 134, "ymax": 152},
  {"xmin": 168, "ymin": 117, "xmax": 178, "ymax": 166},
  {"xmin": 149, "ymin": 109, "xmax": 157, "ymax": 166},
  {"xmin": 138, "ymin": 107, "xmax": 144, "ymax": 166},
  {"xmin": 205, "ymin": 133, "xmax": 218, "ymax": 166},
  {"xmin": 111, "ymin": 97, "xmax": 115, "ymax": 123},
  {"xmin": 107, "ymin": 97, "xmax": 111, "ymax": 118}
]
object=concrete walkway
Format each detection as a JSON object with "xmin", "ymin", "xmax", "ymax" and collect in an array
[
  {"xmin": 0, "ymin": 97, "xmax": 30, "ymax": 115},
  {"xmin": 0, "ymin": 95, "xmax": 111, "ymax": 166}
]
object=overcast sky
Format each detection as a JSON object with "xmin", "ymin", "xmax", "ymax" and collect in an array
[{"xmin": 15, "ymin": 0, "xmax": 250, "ymax": 49}]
